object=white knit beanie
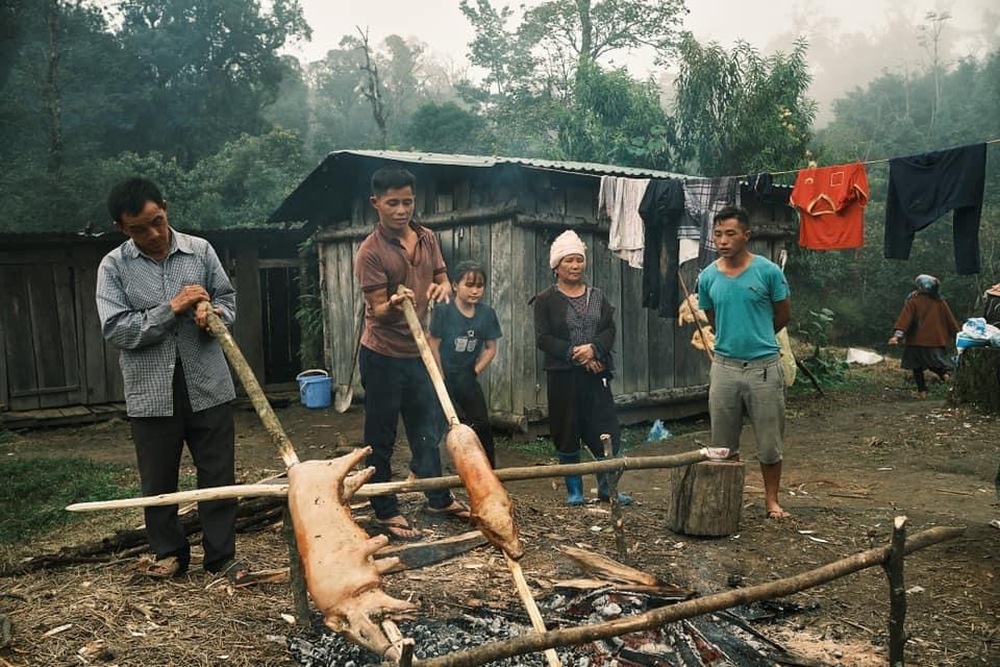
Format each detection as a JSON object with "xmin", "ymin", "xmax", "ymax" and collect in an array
[{"xmin": 549, "ymin": 230, "xmax": 587, "ymax": 269}]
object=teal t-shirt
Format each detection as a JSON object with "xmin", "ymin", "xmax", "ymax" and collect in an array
[{"xmin": 698, "ymin": 255, "xmax": 789, "ymax": 360}]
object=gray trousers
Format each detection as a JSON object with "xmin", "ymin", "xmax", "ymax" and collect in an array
[{"xmin": 708, "ymin": 353, "xmax": 785, "ymax": 464}]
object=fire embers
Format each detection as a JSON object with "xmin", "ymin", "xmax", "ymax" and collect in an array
[
  {"xmin": 288, "ymin": 585, "xmax": 803, "ymax": 667},
  {"xmin": 289, "ymin": 616, "xmax": 575, "ymax": 667}
]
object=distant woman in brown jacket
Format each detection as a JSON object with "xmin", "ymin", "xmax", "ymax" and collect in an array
[{"xmin": 888, "ymin": 274, "xmax": 961, "ymax": 398}]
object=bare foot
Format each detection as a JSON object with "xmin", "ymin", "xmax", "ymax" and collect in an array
[
  {"xmin": 917, "ymin": 391, "xmax": 929, "ymax": 400},
  {"xmin": 766, "ymin": 506, "xmax": 791, "ymax": 519}
]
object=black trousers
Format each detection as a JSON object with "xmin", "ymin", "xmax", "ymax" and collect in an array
[
  {"xmin": 446, "ymin": 371, "xmax": 496, "ymax": 468},
  {"xmin": 546, "ymin": 368, "xmax": 621, "ymax": 457},
  {"xmin": 359, "ymin": 346, "xmax": 453, "ymax": 519},
  {"xmin": 130, "ymin": 364, "xmax": 237, "ymax": 572}
]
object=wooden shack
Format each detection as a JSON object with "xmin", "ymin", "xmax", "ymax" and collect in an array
[
  {"xmin": 268, "ymin": 150, "xmax": 797, "ymax": 431},
  {"xmin": 0, "ymin": 227, "xmax": 309, "ymax": 417}
]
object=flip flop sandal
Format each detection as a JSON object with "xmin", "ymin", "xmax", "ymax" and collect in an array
[
  {"xmin": 374, "ymin": 517, "xmax": 422, "ymax": 541},
  {"xmin": 214, "ymin": 558, "xmax": 252, "ymax": 584},
  {"xmin": 424, "ymin": 500, "xmax": 472, "ymax": 521},
  {"xmin": 136, "ymin": 555, "xmax": 183, "ymax": 579}
]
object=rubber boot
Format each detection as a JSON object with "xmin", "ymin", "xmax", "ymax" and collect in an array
[
  {"xmin": 597, "ymin": 472, "xmax": 633, "ymax": 506},
  {"xmin": 558, "ymin": 451, "xmax": 585, "ymax": 506}
]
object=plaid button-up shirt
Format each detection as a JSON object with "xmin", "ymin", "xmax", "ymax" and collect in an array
[{"xmin": 96, "ymin": 229, "xmax": 236, "ymax": 417}]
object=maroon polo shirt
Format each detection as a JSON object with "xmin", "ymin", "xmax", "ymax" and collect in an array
[{"xmin": 354, "ymin": 221, "xmax": 448, "ymax": 358}]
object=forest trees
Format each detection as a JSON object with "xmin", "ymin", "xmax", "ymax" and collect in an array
[
  {"xmin": 457, "ymin": 0, "xmax": 686, "ymax": 166},
  {"xmin": 0, "ymin": 0, "xmax": 312, "ymax": 233},
  {"xmin": 671, "ymin": 37, "xmax": 817, "ymax": 176}
]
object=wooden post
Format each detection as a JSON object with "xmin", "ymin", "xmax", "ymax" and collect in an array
[
  {"xmin": 282, "ymin": 505, "xmax": 310, "ymax": 626},
  {"xmin": 884, "ymin": 515, "xmax": 908, "ymax": 666},
  {"xmin": 666, "ymin": 461, "xmax": 745, "ymax": 536},
  {"xmin": 601, "ymin": 434, "xmax": 628, "ymax": 563}
]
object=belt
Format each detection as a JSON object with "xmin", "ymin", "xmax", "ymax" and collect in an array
[{"xmin": 713, "ymin": 353, "xmax": 780, "ymax": 370}]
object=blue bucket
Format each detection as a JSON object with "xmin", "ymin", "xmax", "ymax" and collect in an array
[{"xmin": 296, "ymin": 369, "xmax": 331, "ymax": 409}]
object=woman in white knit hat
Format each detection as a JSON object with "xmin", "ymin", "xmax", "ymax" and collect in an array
[{"xmin": 531, "ymin": 230, "xmax": 631, "ymax": 506}]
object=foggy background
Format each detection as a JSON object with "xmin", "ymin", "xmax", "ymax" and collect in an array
[{"xmin": 291, "ymin": 0, "xmax": 999, "ymax": 124}]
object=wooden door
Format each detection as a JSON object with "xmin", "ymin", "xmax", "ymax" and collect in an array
[{"xmin": 0, "ymin": 262, "xmax": 84, "ymax": 410}]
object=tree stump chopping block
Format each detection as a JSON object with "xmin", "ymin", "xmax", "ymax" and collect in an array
[
  {"xmin": 952, "ymin": 347, "xmax": 1000, "ymax": 414},
  {"xmin": 666, "ymin": 461, "xmax": 745, "ymax": 536}
]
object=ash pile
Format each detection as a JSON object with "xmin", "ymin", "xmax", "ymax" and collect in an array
[{"xmin": 289, "ymin": 587, "xmax": 810, "ymax": 667}]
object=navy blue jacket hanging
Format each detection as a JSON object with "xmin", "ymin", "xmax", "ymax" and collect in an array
[{"xmin": 884, "ymin": 143, "xmax": 987, "ymax": 275}]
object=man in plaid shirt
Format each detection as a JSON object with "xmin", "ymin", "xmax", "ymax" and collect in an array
[{"xmin": 96, "ymin": 177, "xmax": 244, "ymax": 580}]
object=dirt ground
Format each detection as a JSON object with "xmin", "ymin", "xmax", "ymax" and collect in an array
[{"xmin": 1, "ymin": 363, "xmax": 998, "ymax": 667}]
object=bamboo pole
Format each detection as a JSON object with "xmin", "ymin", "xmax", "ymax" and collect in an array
[
  {"xmin": 408, "ymin": 526, "xmax": 964, "ymax": 667},
  {"xmin": 66, "ymin": 450, "xmax": 717, "ymax": 512},
  {"xmin": 205, "ymin": 306, "xmax": 409, "ymax": 662},
  {"xmin": 506, "ymin": 555, "xmax": 562, "ymax": 667}
]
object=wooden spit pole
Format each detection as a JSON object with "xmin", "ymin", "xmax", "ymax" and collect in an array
[
  {"xmin": 65, "ymin": 449, "xmax": 718, "ymax": 512},
  {"xmin": 201, "ymin": 306, "xmax": 409, "ymax": 663},
  {"xmin": 398, "ymin": 291, "xmax": 561, "ymax": 667}
]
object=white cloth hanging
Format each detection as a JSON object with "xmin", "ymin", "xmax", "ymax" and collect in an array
[{"xmin": 599, "ymin": 176, "xmax": 650, "ymax": 269}]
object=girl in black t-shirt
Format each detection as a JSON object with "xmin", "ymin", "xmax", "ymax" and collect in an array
[{"xmin": 429, "ymin": 261, "xmax": 502, "ymax": 467}]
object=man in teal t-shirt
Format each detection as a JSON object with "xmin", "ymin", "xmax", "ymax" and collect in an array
[{"xmin": 698, "ymin": 206, "xmax": 792, "ymax": 519}]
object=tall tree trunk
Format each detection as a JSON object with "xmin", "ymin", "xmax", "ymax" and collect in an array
[
  {"xmin": 577, "ymin": 0, "xmax": 592, "ymax": 67},
  {"xmin": 44, "ymin": 0, "xmax": 63, "ymax": 174},
  {"xmin": 356, "ymin": 26, "xmax": 388, "ymax": 150}
]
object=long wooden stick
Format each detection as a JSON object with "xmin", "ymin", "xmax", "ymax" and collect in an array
[
  {"xmin": 204, "ymin": 307, "xmax": 409, "ymax": 662},
  {"xmin": 399, "ymin": 290, "xmax": 558, "ymax": 666},
  {"xmin": 677, "ymin": 271, "xmax": 714, "ymax": 363},
  {"xmin": 506, "ymin": 556, "xmax": 562, "ymax": 667},
  {"xmin": 203, "ymin": 308, "xmax": 298, "ymax": 467},
  {"xmin": 409, "ymin": 526, "xmax": 964, "ymax": 667},
  {"xmin": 66, "ymin": 450, "xmax": 718, "ymax": 512}
]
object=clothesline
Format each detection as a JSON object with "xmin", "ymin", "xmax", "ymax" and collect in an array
[{"xmin": 753, "ymin": 137, "xmax": 1000, "ymax": 179}]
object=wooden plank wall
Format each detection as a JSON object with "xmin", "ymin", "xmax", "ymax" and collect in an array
[
  {"xmin": 75, "ymin": 244, "xmax": 118, "ymax": 405},
  {"xmin": 0, "ymin": 250, "xmax": 87, "ymax": 410},
  {"xmin": 1, "ymin": 236, "xmax": 285, "ymax": 413}
]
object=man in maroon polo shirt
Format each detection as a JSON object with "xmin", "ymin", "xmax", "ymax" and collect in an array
[{"xmin": 355, "ymin": 167, "xmax": 470, "ymax": 539}]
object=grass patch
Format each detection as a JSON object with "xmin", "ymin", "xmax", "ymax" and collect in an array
[
  {"xmin": 0, "ymin": 456, "xmax": 138, "ymax": 545},
  {"xmin": 503, "ymin": 435, "xmax": 554, "ymax": 458}
]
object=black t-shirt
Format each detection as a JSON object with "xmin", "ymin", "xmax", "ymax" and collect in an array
[{"xmin": 430, "ymin": 301, "xmax": 502, "ymax": 377}]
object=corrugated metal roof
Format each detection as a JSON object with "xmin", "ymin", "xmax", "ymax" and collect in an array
[
  {"xmin": 267, "ymin": 149, "xmax": 698, "ymax": 224},
  {"xmin": 326, "ymin": 149, "xmax": 692, "ymax": 180}
]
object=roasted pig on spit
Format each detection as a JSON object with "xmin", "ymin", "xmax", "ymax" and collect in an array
[
  {"xmin": 287, "ymin": 447, "xmax": 417, "ymax": 659},
  {"xmin": 447, "ymin": 423, "xmax": 523, "ymax": 560}
]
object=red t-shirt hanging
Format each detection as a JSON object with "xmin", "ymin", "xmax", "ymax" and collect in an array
[{"xmin": 791, "ymin": 163, "xmax": 869, "ymax": 250}]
